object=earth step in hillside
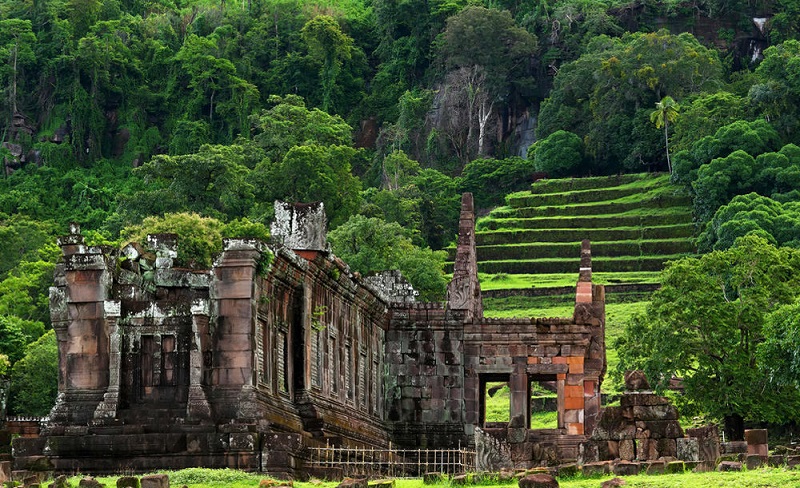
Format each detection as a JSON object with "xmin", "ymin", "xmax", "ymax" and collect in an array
[
  {"xmin": 460, "ymin": 173, "xmax": 695, "ymax": 308},
  {"xmin": 475, "ymin": 224, "xmax": 694, "ymax": 245}
]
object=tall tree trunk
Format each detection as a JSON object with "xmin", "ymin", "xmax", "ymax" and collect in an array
[{"xmin": 477, "ymin": 99, "xmax": 493, "ymax": 156}]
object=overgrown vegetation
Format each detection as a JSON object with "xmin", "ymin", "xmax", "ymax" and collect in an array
[{"xmin": 0, "ymin": 0, "xmax": 799, "ymax": 438}]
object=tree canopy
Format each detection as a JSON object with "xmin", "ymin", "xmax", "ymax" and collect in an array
[{"xmin": 617, "ymin": 235, "xmax": 800, "ymax": 439}]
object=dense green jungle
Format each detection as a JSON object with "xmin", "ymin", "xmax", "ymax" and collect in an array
[{"xmin": 2, "ymin": 0, "xmax": 800, "ymax": 441}]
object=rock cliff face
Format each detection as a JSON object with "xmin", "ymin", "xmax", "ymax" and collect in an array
[{"xmin": 16, "ymin": 195, "xmax": 606, "ymax": 476}]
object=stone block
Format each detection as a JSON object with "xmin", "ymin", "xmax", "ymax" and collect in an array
[
  {"xmin": 618, "ymin": 440, "xmax": 635, "ymax": 461},
  {"xmin": 517, "ymin": 474, "xmax": 558, "ymax": 488},
  {"xmin": 140, "ymin": 476, "xmax": 168, "ymax": 488},
  {"xmin": 508, "ymin": 428, "xmax": 527, "ymax": 444},
  {"xmin": 721, "ymin": 441, "xmax": 747, "ymax": 454},
  {"xmin": 631, "ymin": 405, "xmax": 678, "ymax": 421},
  {"xmin": 677, "ymin": 437, "xmax": 699, "ymax": 462},
  {"xmin": 600, "ymin": 478, "xmax": 625, "ymax": 488},
  {"xmin": 664, "ymin": 461, "xmax": 684, "ymax": 474},
  {"xmin": 768, "ymin": 455, "xmax": 784, "ymax": 467},
  {"xmin": 19, "ymin": 456, "xmax": 53, "ymax": 472},
  {"xmin": 422, "ymin": 473, "xmax": 443, "ymax": 485},
  {"xmin": 579, "ymin": 442, "xmax": 599, "ymax": 464},
  {"xmin": 580, "ymin": 462, "xmax": 610, "ymax": 476},
  {"xmin": 368, "ymin": 480, "xmax": 394, "ymax": 488},
  {"xmin": 787, "ymin": 455, "xmax": 800, "ymax": 468},
  {"xmin": 745, "ymin": 455, "xmax": 766, "ymax": 470},
  {"xmin": 79, "ymin": 478, "xmax": 104, "ymax": 488},
  {"xmin": 611, "ymin": 461, "xmax": 640, "ymax": 476},
  {"xmin": 657, "ymin": 438, "xmax": 678, "ymax": 458},
  {"xmin": 556, "ymin": 463, "xmax": 578, "ymax": 478},
  {"xmin": 645, "ymin": 460, "xmax": 665, "ymax": 475},
  {"xmin": 450, "ymin": 475, "xmax": 468, "ymax": 485},
  {"xmin": 116, "ymin": 477, "xmax": 140, "ymax": 488},
  {"xmin": 683, "ymin": 461, "xmax": 701, "ymax": 472},
  {"xmin": 716, "ymin": 461, "xmax": 742, "ymax": 472},
  {"xmin": 619, "ymin": 393, "xmax": 669, "ymax": 408},
  {"xmin": 745, "ymin": 429, "xmax": 767, "ymax": 445},
  {"xmin": 336, "ymin": 479, "xmax": 367, "ymax": 488},
  {"xmin": 566, "ymin": 423, "xmax": 583, "ymax": 435},
  {"xmin": 48, "ymin": 475, "xmax": 70, "ymax": 488}
]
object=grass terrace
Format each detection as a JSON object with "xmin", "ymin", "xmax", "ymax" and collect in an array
[{"xmin": 458, "ymin": 173, "xmax": 696, "ymax": 395}]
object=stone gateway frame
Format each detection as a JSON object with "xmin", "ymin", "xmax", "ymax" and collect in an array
[{"xmin": 15, "ymin": 195, "xmax": 605, "ymax": 476}]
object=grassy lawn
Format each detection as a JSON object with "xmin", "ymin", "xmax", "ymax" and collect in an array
[
  {"xmin": 478, "ymin": 272, "xmax": 662, "ymax": 290},
  {"xmin": 64, "ymin": 467, "xmax": 800, "ymax": 488}
]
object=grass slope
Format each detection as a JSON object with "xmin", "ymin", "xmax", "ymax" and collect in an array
[{"xmin": 468, "ymin": 173, "xmax": 695, "ymax": 395}]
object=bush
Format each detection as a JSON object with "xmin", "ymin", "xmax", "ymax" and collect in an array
[
  {"xmin": 531, "ymin": 130, "xmax": 586, "ymax": 178},
  {"xmin": 8, "ymin": 330, "xmax": 57, "ymax": 416},
  {"xmin": 458, "ymin": 157, "xmax": 536, "ymax": 209}
]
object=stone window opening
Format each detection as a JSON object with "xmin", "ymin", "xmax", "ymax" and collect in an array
[
  {"xmin": 479, "ymin": 374, "xmax": 510, "ymax": 428},
  {"xmin": 529, "ymin": 375, "xmax": 558, "ymax": 430}
]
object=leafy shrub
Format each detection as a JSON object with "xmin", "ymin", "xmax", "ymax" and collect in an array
[
  {"xmin": 531, "ymin": 130, "xmax": 585, "ymax": 178},
  {"xmin": 458, "ymin": 157, "xmax": 535, "ymax": 209},
  {"xmin": 8, "ymin": 330, "xmax": 57, "ymax": 416}
]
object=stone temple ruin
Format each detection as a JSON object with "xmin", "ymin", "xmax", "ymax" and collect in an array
[{"xmin": 14, "ymin": 193, "xmax": 608, "ymax": 476}]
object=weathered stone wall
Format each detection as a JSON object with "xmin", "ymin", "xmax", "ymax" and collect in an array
[
  {"xmin": 23, "ymin": 194, "xmax": 608, "ymax": 475},
  {"xmin": 384, "ymin": 196, "xmax": 606, "ymax": 466},
  {"xmin": 385, "ymin": 303, "xmax": 467, "ymax": 447},
  {"xmin": 23, "ymin": 219, "xmax": 391, "ymax": 475},
  {"xmin": 581, "ymin": 371, "xmax": 685, "ymax": 464}
]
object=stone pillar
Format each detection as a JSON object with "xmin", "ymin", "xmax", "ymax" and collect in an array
[
  {"xmin": 572, "ymin": 240, "xmax": 605, "ymax": 435},
  {"xmin": 211, "ymin": 238, "xmax": 265, "ymax": 420},
  {"xmin": 447, "ymin": 193, "xmax": 483, "ymax": 322},
  {"xmin": 93, "ymin": 300, "xmax": 122, "ymax": 421},
  {"xmin": 509, "ymin": 367, "xmax": 528, "ymax": 432},
  {"xmin": 745, "ymin": 429, "xmax": 768, "ymax": 456},
  {"xmin": 48, "ymin": 224, "xmax": 113, "ymax": 425},
  {"xmin": 187, "ymin": 298, "xmax": 212, "ymax": 420}
]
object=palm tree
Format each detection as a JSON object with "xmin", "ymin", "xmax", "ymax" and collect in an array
[{"xmin": 650, "ymin": 96, "xmax": 680, "ymax": 174}]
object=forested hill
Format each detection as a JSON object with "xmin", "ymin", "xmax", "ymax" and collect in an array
[{"xmin": 4, "ymin": 0, "xmax": 800, "ymax": 419}]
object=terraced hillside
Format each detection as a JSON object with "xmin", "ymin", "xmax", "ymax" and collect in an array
[
  {"xmin": 448, "ymin": 173, "xmax": 696, "ymax": 392},
  {"xmin": 474, "ymin": 173, "xmax": 694, "ymax": 277}
]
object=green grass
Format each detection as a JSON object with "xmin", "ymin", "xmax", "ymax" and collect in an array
[
  {"xmin": 63, "ymin": 466, "xmax": 800, "ymax": 487},
  {"xmin": 485, "ymin": 383, "xmax": 511, "ymax": 423},
  {"xmin": 484, "ymin": 383, "xmax": 558, "ymax": 428},
  {"xmin": 529, "ymin": 410, "xmax": 558, "ymax": 429},
  {"xmin": 478, "ymin": 272, "xmax": 662, "ymax": 290},
  {"xmin": 560, "ymin": 469, "xmax": 800, "ymax": 487},
  {"xmin": 528, "ymin": 173, "xmax": 654, "ymax": 194},
  {"xmin": 475, "ymin": 224, "xmax": 694, "ymax": 242},
  {"xmin": 474, "ymin": 254, "xmax": 687, "ymax": 274},
  {"xmin": 487, "ymin": 196, "xmax": 692, "ymax": 219},
  {"xmin": 477, "ymin": 212, "xmax": 693, "ymax": 232}
]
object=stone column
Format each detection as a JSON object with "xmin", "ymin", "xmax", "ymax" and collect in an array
[
  {"xmin": 187, "ymin": 298, "xmax": 212, "ymax": 420},
  {"xmin": 93, "ymin": 300, "xmax": 122, "ymax": 421},
  {"xmin": 48, "ymin": 224, "xmax": 113, "ymax": 425},
  {"xmin": 211, "ymin": 238, "xmax": 265, "ymax": 420},
  {"xmin": 447, "ymin": 193, "xmax": 483, "ymax": 322}
]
